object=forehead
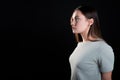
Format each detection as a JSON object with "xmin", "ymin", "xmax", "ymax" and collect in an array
[{"xmin": 72, "ymin": 10, "xmax": 85, "ymax": 18}]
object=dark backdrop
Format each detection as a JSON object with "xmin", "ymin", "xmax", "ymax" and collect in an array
[{"xmin": 3, "ymin": 0, "xmax": 120, "ymax": 80}]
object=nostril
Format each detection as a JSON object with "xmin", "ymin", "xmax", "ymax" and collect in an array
[
  {"xmin": 71, "ymin": 22, "xmax": 74, "ymax": 26},
  {"xmin": 71, "ymin": 22, "xmax": 75, "ymax": 26}
]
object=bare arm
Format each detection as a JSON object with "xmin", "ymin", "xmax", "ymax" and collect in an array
[{"xmin": 101, "ymin": 72, "xmax": 112, "ymax": 80}]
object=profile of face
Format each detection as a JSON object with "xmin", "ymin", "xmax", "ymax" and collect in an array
[{"xmin": 70, "ymin": 10, "xmax": 94, "ymax": 34}]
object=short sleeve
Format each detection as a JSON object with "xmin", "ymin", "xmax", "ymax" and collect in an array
[{"xmin": 98, "ymin": 45, "xmax": 115, "ymax": 73}]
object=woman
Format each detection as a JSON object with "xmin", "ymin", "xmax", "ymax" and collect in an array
[{"xmin": 69, "ymin": 5, "xmax": 114, "ymax": 80}]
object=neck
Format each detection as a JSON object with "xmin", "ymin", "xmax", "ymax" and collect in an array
[
  {"xmin": 81, "ymin": 32, "xmax": 88, "ymax": 42},
  {"xmin": 81, "ymin": 34, "xmax": 101, "ymax": 42}
]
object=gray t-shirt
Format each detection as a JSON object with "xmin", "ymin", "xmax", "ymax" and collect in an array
[{"xmin": 69, "ymin": 40, "xmax": 114, "ymax": 80}]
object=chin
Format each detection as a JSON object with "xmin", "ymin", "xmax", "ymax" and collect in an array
[
  {"xmin": 72, "ymin": 31, "xmax": 79, "ymax": 34},
  {"xmin": 72, "ymin": 30, "xmax": 80, "ymax": 34}
]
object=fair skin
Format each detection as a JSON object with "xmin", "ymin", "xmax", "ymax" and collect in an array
[
  {"xmin": 70, "ymin": 10, "xmax": 112, "ymax": 80},
  {"xmin": 102, "ymin": 72, "xmax": 112, "ymax": 80},
  {"xmin": 70, "ymin": 10, "xmax": 95, "ymax": 42}
]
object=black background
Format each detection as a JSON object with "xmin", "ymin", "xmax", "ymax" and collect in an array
[{"xmin": 3, "ymin": 0, "xmax": 120, "ymax": 80}]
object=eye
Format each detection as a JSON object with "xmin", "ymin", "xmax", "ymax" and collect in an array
[{"xmin": 75, "ymin": 17, "xmax": 80, "ymax": 22}]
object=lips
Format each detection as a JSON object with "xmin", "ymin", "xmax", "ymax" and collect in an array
[{"xmin": 72, "ymin": 27, "xmax": 76, "ymax": 29}]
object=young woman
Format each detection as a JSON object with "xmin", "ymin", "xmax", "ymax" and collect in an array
[{"xmin": 69, "ymin": 5, "xmax": 114, "ymax": 80}]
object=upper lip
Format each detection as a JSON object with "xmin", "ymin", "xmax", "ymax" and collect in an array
[{"xmin": 72, "ymin": 26, "xmax": 76, "ymax": 28}]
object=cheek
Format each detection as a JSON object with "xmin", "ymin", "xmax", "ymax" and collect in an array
[
  {"xmin": 77, "ymin": 22, "xmax": 89, "ymax": 31},
  {"xmin": 77, "ymin": 22, "xmax": 86, "ymax": 29}
]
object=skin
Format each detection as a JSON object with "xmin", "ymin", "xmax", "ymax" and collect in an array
[
  {"xmin": 70, "ymin": 10, "xmax": 94, "ymax": 42},
  {"xmin": 70, "ymin": 10, "xmax": 112, "ymax": 80},
  {"xmin": 102, "ymin": 72, "xmax": 112, "ymax": 80}
]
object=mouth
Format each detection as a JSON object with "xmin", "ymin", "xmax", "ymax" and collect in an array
[
  {"xmin": 72, "ymin": 27, "xmax": 76, "ymax": 30},
  {"xmin": 72, "ymin": 25, "xmax": 76, "ymax": 28}
]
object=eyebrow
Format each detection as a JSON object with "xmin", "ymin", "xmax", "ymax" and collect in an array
[
  {"xmin": 71, "ymin": 15, "xmax": 80, "ymax": 19},
  {"xmin": 75, "ymin": 16, "xmax": 79, "ymax": 17},
  {"xmin": 74, "ymin": 16, "xmax": 80, "ymax": 19},
  {"xmin": 75, "ymin": 16, "xmax": 81, "ymax": 19}
]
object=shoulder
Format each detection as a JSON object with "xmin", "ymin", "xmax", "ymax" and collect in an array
[
  {"xmin": 97, "ymin": 40, "xmax": 114, "ymax": 57},
  {"xmin": 98, "ymin": 41, "xmax": 113, "ymax": 51}
]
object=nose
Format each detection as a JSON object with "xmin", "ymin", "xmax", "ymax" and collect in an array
[{"xmin": 70, "ymin": 19, "xmax": 75, "ymax": 26}]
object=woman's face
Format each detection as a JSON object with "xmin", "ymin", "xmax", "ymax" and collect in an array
[{"xmin": 70, "ymin": 10, "xmax": 92, "ymax": 34}]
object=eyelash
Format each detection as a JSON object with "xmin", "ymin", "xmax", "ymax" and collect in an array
[{"xmin": 71, "ymin": 17, "xmax": 80, "ymax": 23}]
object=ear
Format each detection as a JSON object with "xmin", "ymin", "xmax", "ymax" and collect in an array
[{"xmin": 89, "ymin": 18, "xmax": 94, "ymax": 26}]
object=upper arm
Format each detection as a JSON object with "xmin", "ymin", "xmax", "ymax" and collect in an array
[
  {"xmin": 98, "ymin": 44, "xmax": 114, "ymax": 80},
  {"xmin": 98, "ymin": 45, "xmax": 114, "ymax": 72},
  {"xmin": 101, "ymin": 71, "xmax": 112, "ymax": 80}
]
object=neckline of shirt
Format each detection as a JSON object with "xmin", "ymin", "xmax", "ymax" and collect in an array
[{"xmin": 78, "ymin": 39, "xmax": 104, "ymax": 45}]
